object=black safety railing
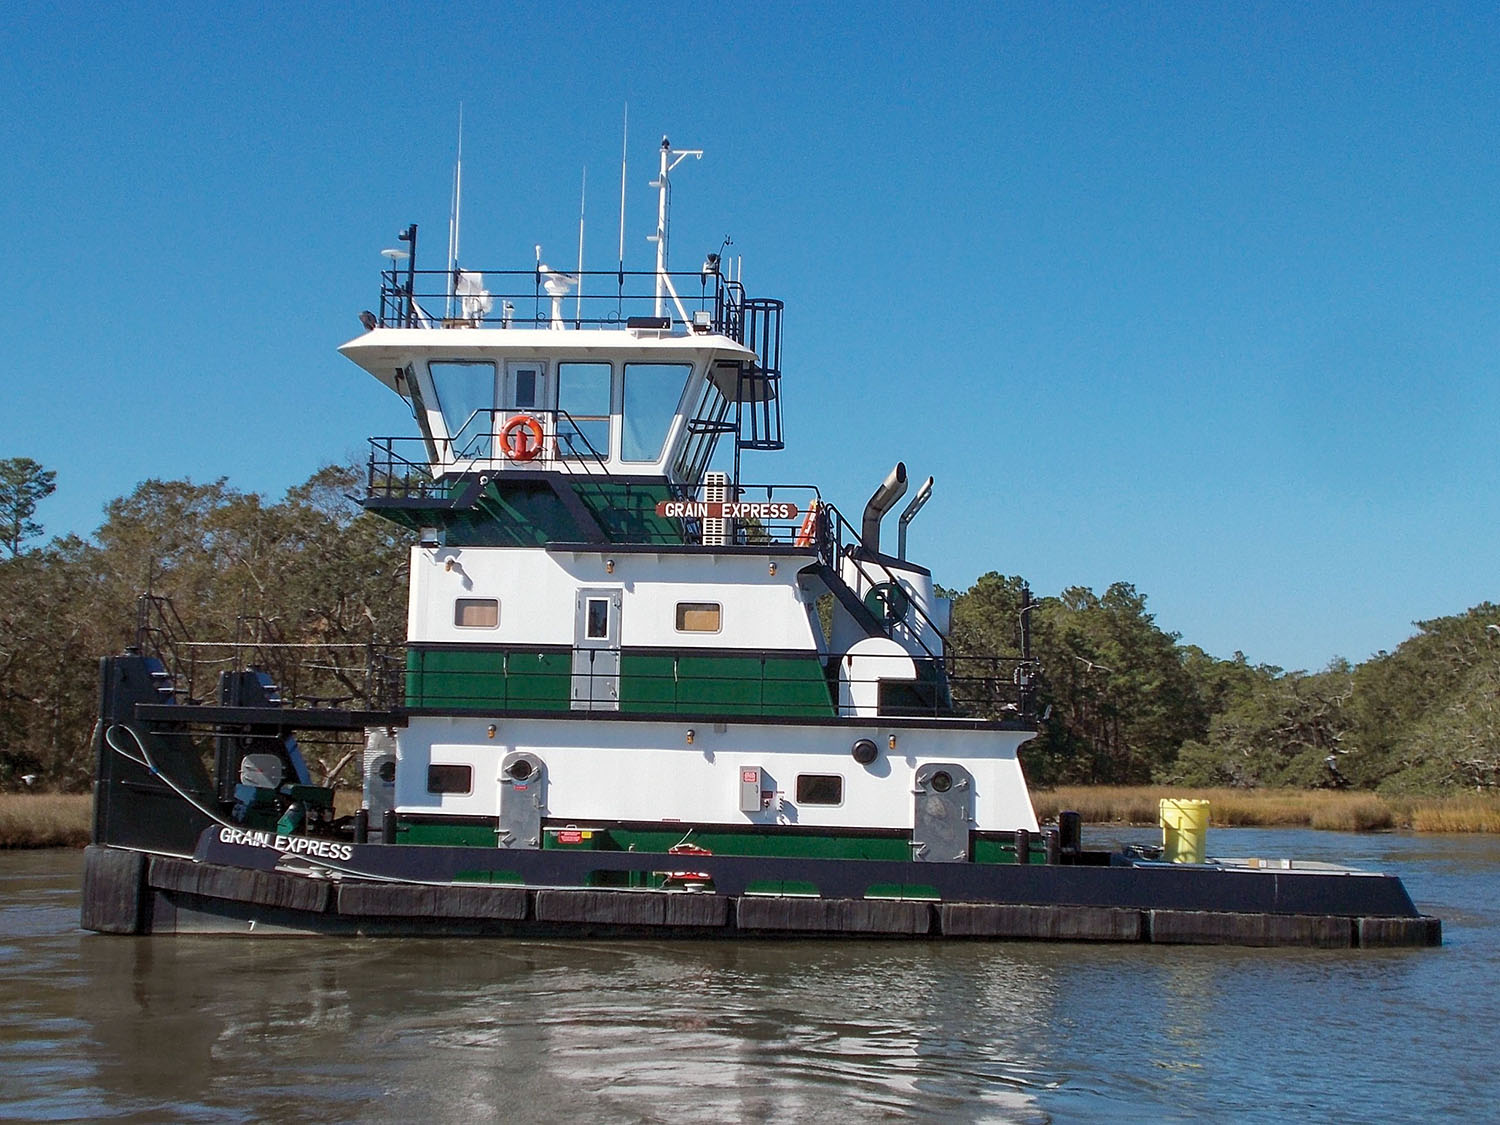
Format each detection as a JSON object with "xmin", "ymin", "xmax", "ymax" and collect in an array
[
  {"xmin": 135, "ymin": 594, "xmax": 199, "ymax": 703},
  {"xmin": 379, "ymin": 265, "xmax": 761, "ymax": 338},
  {"xmin": 810, "ymin": 504, "xmax": 1039, "ymax": 722},
  {"xmin": 365, "ymin": 408, "xmax": 614, "ymax": 501}
]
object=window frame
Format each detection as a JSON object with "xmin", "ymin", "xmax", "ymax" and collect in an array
[
  {"xmin": 454, "ymin": 598, "xmax": 500, "ymax": 629},
  {"xmin": 795, "ymin": 774, "xmax": 844, "ymax": 806},
  {"xmin": 674, "ymin": 601, "xmax": 723, "ymax": 634},
  {"xmin": 427, "ymin": 763, "xmax": 474, "ymax": 795}
]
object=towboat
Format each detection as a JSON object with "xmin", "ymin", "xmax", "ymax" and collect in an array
[{"xmin": 82, "ymin": 137, "xmax": 1438, "ymax": 947}]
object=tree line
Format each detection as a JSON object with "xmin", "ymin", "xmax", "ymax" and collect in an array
[
  {"xmin": 946, "ymin": 573, "xmax": 1500, "ymax": 794},
  {"xmin": 1, "ymin": 456, "xmax": 1496, "ymax": 794}
]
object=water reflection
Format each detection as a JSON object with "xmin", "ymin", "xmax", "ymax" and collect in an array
[{"xmin": 4, "ymin": 831, "xmax": 1499, "ymax": 1122}]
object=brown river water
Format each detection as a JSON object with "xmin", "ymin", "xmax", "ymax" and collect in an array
[{"xmin": 2, "ymin": 827, "xmax": 1495, "ymax": 1122}]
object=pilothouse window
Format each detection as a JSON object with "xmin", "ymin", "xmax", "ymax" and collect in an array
[
  {"xmin": 428, "ymin": 361, "xmax": 497, "ymax": 456},
  {"xmin": 622, "ymin": 363, "xmax": 691, "ymax": 462},
  {"xmin": 557, "ymin": 362, "xmax": 613, "ymax": 459}
]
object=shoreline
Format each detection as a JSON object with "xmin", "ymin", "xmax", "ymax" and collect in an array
[{"xmin": 4, "ymin": 787, "xmax": 1499, "ymax": 850}]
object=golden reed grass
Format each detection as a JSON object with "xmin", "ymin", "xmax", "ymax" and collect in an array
[
  {"xmin": 0, "ymin": 794, "xmax": 92, "ymax": 848},
  {"xmin": 1032, "ymin": 786, "xmax": 1500, "ymax": 833},
  {"xmin": 2, "ymin": 787, "xmax": 1497, "ymax": 847}
]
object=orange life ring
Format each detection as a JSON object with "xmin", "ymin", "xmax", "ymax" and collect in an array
[{"xmin": 499, "ymin": 414, "xmax": 545, "ymax": 462}]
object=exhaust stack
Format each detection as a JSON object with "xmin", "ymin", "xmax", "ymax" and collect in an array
[
  {"xmin": 897, "ymin": 476, "xmax": 934, "ymax": 560},
  {"xmin": 861, "ymin": 462, "xmax": 908, "ymax": 555}
]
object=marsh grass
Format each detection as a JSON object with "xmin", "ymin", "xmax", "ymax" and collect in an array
[
  {"xmin": 1033, "ymin": 786, "xmax": 1500, "ymax": 832},
  {"xmin": 0, "ymin": 794, "xmax": 92, "ymax": 848},
  {"xmin": 3, "ymin": 787, "xmax": 1498, "ymax": 847}
]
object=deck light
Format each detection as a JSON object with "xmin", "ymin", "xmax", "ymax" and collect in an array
[
  {"xmin": 686, "ymin": 729, "xmax": 696, "ymax": 745},
  {"xmin": 888, "ymin": 735, "xmax": 897, "ymax": 751},
  {"xmin": 768, "ymin": 562, "xmax": 777, "ymax": 576},
  {"xmin": 487, "ymin": 725, "xmax": 496, "ymax": 739},
  {"xmin": 606, "ymin": 558, "xmax": 616, "ymax": 573}
]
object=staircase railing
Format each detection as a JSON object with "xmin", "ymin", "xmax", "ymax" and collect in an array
[{"xmin": 134, "ymin": 594, "xmax": 200, "ymax": 703}]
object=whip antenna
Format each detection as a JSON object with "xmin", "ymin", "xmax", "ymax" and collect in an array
[
  {"xmin": 575, "ymin": 166, "xmax": 586, "ymax": 325},
  {"xmin": 617, "ymin": 103, "xmax": 628, "ymax": 313},
  {"xmin": 445, "ymin": 103, "xmax": 464, "ymax": 320}
]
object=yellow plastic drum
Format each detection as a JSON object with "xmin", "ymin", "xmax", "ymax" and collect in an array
[{"xmin": 1160, "ymin": 798, "xmax": 1210, "ymax": 864}]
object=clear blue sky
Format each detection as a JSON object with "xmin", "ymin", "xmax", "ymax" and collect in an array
[{"xmin": 4, "ymin": 2, "xmax": 1497, "ymax": 672}]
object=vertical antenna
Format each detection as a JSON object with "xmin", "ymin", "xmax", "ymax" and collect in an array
[
  {"xmin": 617, "ymin": 103, "xmax": 628, "ymax": 312},
  {"xmin": 445, "ymin": 103, "xmax": 464, "ymax": 319},
  {"xmin": 575, "ymin": 166, "xmax": 586, "ymax": 325}
]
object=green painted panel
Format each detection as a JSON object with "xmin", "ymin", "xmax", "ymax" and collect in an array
[
  {"xmin": 396, "ymin": 820, "xmax": 499, "ymax": 847},
  {"xmin": 596, "ymin": 827, "xmax": 910, "ymax": 861},
  {"xmin": 365, "ymin": 477, "xmax": 687, "ymax": 547},
  {"xmin": 504, "ymin": 650, "xmax": 572, "ymax": 710},
  {"xmin": 406, "ymin": 648, "xmax": 570, "ymax": 711},
  {"xmin": 406, "ymin": 648, "xmax": 506, "ymax": 708},
  {"xmin": 618, "ymin": 652, "xmax": 834, "ymax": 718},
  {"xmin": 972, "ymin": 836, "xmax": 1050, "ymax": 865},
  {"xmin": 618, "ymin": 653, "xmax": 679, "ymax": 711},
  {"xmin": 572, "ymin": 480, "xmax": 685, "ymax": 544}
]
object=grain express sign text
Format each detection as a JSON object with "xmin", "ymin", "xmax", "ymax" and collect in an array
[{"xmin": 653, "ymin": 500, "xmax": 800, "ymax": 520}]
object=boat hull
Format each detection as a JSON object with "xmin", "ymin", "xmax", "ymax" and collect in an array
[{"xmin": 80, "ymin": 837, "xmax": 1442, "ymax": 948}]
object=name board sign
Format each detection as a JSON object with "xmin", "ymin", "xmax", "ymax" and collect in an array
[
  {"xmin": 218, "ymin": 825, "xmax": 354, "ymax": 862},
  {"xmin": 654, "ymin": 500, "xmax": 800, "ymax": 521}
]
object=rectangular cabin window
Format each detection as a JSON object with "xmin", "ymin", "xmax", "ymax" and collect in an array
[
  {"xmin": 585, "ymin": 597, "xmax": 611, "ymax": 639},
  {"xmin": 454, "ymin": 598, "xmax": 499, "ymax": 628},
  {"xmin": 675, "ymin": 602, "xmax": 722, "ymax": 633},
  {"xmin": 513, "ymin": 368, "xmax": 538, "ymax": 409},
  {"xmin": 557, "ymin": 361, "xmax": 613, "ymax": 459},
  {"xmin": 621, "ymin": 362, "xmax": 692, "ymax": 462},
  {"xmin": 427, "ymin": 764, "xmax": 473, "ymax": 795},
  {"xmin": 428, "ymin": 361, "xmax": 497, "ymax": 457},
  {"xmin": 796, "ymin": 774, "xmax": 843, "ymax": 806}
]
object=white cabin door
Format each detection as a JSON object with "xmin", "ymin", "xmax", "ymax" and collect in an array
[
  {"xmin": 503, "ymin": 362, "xmax": 551, "ymax": 413},
  {"xmin": 571, "ymin": 588, "xmax": 621, "ymax": 711}
]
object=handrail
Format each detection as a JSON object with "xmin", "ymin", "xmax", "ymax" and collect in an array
[
  {"xmin": 377, "ymin": 267, "xmax": 745, "ymax": 333},
  {"xmin": 814, "ymin": 503, "xmax": 1038, "ymax": 719},
  {"xmin": 135, "ymin": 594, "xmax": 199, "ymax": 703}
]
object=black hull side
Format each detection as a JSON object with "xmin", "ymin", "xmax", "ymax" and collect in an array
[{"xmin": 81, "ymin": 839, "xmax": 1441, "ymax": 948}]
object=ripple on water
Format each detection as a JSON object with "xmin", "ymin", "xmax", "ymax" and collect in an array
[{"xmin": 3, "ymin": 836, "xmax": 1500, "ymax": 1121}]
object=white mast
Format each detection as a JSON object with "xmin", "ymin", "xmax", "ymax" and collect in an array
[
  {"xmin": 445, "ymin": 103, "xmax": 464, "ymax": 320},
  {"xmin": 575, "ymin": 166, "xmax": 586, "ymax": 324},
  {"xmin": 649, "ymin": 135, "xmax": 701, "ymax": 318}
]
